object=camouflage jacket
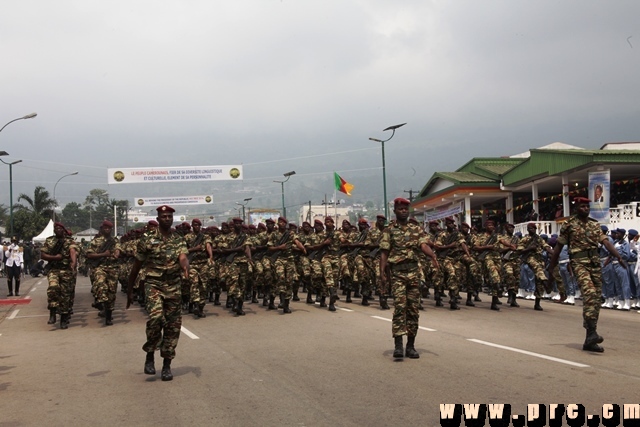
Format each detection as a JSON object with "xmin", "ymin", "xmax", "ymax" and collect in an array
[
  {"xmin": 135, "ymin": 229, "xmax": 188, "ymax": 278},
  {"xmin": 41, "ymin": 236, "xmax": 78, "ymax": 271},
  {"xmin": 379, "ymin": 221, "xmax": 428, "ymax": 265}
]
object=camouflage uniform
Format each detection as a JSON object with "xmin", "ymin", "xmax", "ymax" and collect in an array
[
  {"xmin": 517, "ymin": 234, "xmax": 549, "ymax": 298},
  {"xmin": 379, "ymin": 221, "xmax": 429, "ymax": 337},
  {"xmin": 501, "ymin": 233, "xmax": 521, "ymax": 294},
  {"xmin": 268, "ymin": 229, "xmax": 298, "ymax": 302},
  {"xmin": 321, "ymin": 230, "xmax": 341, "ymax": 295},
  {"xmin": 136, "ymin": 228, "xmax": 188, "ymax": 359},
  {"xmin": 86, "ymin": 235, "xmax": 121, "ymax": 313},
  {"xmin": 473, "ymin": 232, "xmax": 502, "ymax": 297},
  {"xmin": 184, "ymin": 231, "xmax": 212, "ymax": 306},
  {"xmin": 226, "ymin": 230, "xmax": 252, "ymax": 301},
  {"xmin": 42, "ymin": 235, "xmax": 78, "ymax": 316}
]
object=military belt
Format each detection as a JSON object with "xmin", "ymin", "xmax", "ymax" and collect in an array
[
  {"xmin": 571, "ymin": 249, "xmax": 598, "ymax": 260},
  {"xmin": 391, "ymin": 261, "xmax": 419, "ymax": 272}
]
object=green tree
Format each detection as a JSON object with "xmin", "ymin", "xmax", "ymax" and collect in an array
[
  {"xmin": 84, "ymin": 188, "xmax": 110, "ymax": 228},
  {"xmin": 16, "ymin": 186, "xmax": 56, "ymax": 218},
  {"xmin": 12, "ymin": 209, "xmax": 48, "ymax": 240},
  {"xmin": 61, "ymin": 202, "xmax": 90, "ymax": 230}
]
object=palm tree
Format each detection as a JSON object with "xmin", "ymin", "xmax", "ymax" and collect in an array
[{"xmin": 16, "ymin": 186, "xmax": 56, "ymax": 218}]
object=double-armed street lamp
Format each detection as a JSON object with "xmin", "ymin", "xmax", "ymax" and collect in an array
[
  {"xmin": 53, "ymin": 171, "xmax": 79, "ymax": 221},
  {"xmin": 274, "ymin": 171, "xmax": 296, "ymax": 218},
  {"xmin": 0, "ymin": 157, "xmax": 23, "ymax": 236},
  {"xmin": 369, "ymin": 123, "xmax": 406, "ymax": 219},
  {"xmin": 235, "ymin": 197, "xmax": 252, "ymax": 223}
]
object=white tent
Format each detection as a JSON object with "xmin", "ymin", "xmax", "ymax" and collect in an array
[{"xmin": 33, "ymin": 219, "xmax": 54, "ymax": 243}]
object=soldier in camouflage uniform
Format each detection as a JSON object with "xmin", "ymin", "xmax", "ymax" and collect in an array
[
  {"xmin": 472, "ymin": 220, "xmax": 504, "ymax": 311},
  {"xmin": 295, "ymin": 221, "xmax": 314, "ymax": 303},
  {"xmin": 185, "ymin": 218, "xmax": 213, "ymax": 318},
  {"xmin": 346, "ymin": 218, "xmax": 375, "ymax": 306},
  {"xmin": 223, "ymin": 218, "xmax": 253, "ymax": 316},
  {"xmin": 380, "ymin": 198, "xmax": 439, "ymax": 359},
  {"xmin": 517, "ymin": 223, "xmax": 551, "ymax": 311},
  {"xmin": 369, "ymin": 215, "xmax": 390, "ymax": 309},
  {"xmin": 267, "ymin": 217, "xmax": 306, "ymax": 314},
  {"xmin": 86, "ymin": 220, "xmax": 121, "ymax": 326},
  {"xmin": 500, "ymin": 223, "xmax": 521, "ymax": 307},
  {"xmin": 41, "ymin": 222, "xmax": 78, "ymax": 329},
  {"xmin": 305, "ymin": 220, "xmax": 327, "ymax": 306},
  {"xmin": 127, "ymin": 205, "xmax": 189, "ymax": 381},
  {"xmin": 548, "ymin": 197, "xmax": 625, "ymax": 353},
  {"xmin": 433, "ymin": 217, "xmax": 468, "ymax": 310},
  {"xmin": 427, "ymin": 220, "xmax": 447, "ymax": 305}
]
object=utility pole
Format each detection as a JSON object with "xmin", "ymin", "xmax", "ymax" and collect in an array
[{"xmin": 404, "ymin": 189, "xmax": 415, "ymax": 202}]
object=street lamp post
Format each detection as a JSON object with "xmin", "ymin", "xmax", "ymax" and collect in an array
[
  {"xmin": 369, "ymin": 123, "xmax": 406, "ymax": 219},
  {"xmin": 52, "ymin": 172, "xmax": 79, "ymax": 221},
  {"xmin": 0, "ymin": 158, "xmax": 23, "ymax": 236},
  {"xmin": 235, "ymin": 198, "xmax": 252, "ymax": 223},
  {"xmin": 0, "ymin": 113, "xmax": 37, "ymax": 134},
  {"xmin": 274, "ymin": 171, "xmax": 296, "ymax": 218}
]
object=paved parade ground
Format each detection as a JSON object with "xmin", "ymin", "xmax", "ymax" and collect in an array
[{"xmin": 1, "ymin": 274, "xmax": 639, "ymax": 426}]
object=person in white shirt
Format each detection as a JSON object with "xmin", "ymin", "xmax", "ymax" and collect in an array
[{"xmin": 5, "ymin": 236, "xmax": 24, "ymax": 296}]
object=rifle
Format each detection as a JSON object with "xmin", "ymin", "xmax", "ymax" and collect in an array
[
  {"xmin": 477, "ymin": 233, "xmax": 498, "ymax": 261},
  {"xmin": 438, "ymin": 230, "xmax": 460, "ymax": 259},
  {"xmin": 87, "ymin": 238, "xmax": 117, "ymax": 269},
  {"xmin": 520, "ymin": 235, "xmax": 542, "ymax": 260},
  {"xmin": 226, "ymin": 232, "xmax": 248, "ymax": 263},
  {"xmin": 187, "ymin": 233, "xmax": 206, "ymax": 262},
  {"xmin": 44, "ymin": 238, "xmax": 67, "ymax": 273},
  {"xmin": 348, "ymin": 229, "xmax": 369, "ymax": 257},
  {"xmin": 502, "ymin": 235, "xmax": 519, "ymax": 261},
  {"xmin": 270, "ymin": 230, "xmax": 291, "ymax": 261}
]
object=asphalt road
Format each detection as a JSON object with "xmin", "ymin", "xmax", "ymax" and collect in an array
[{"xmin": 1, "ymin": 274, "xmax": 639, "ymax": 427}]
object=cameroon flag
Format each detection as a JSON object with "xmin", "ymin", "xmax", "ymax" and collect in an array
[{"xmin": 334, "ymin": 172, "xmax": 354, "ymax": 196}]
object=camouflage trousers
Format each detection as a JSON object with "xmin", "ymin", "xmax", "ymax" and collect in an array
[
  {"xmin": 274, "ymin": 257, "xmax": 296, "ymax": 299},
  {"xmin": 421, "ymin": 259, "xmax": 443, "ymax": 295},
  {"xmin": 571, "ymin": 258, "xmax": 603, "ymax": 328},
  {"xmin": 458, "ymin": 254, "xmax": 483, "ymax": 292},
  {"xmin": 46, "ymin": 269, "xmax": 76, "ymax": 314},
  {"xmin": 259, "ymin": 257, "xmax": 274, "ymax": 294},
  {"xmin": 390, "ymin": 265, "xmax": 421, "ymax": 338},
  {"xmin": 502, "ymin": 260, "xmax": 521, "ymax": 292},
  {"xmin": 321, "ymin": 255, "xmax": 340, "ymax": 295},
  {"xmin": 481, "ymin": 256, "xmax": 502, "ymax": 296},
  {"xmin": 188, "ymin": 262, "xmax": 209, "ymax": 303},
  {"xmin": 309, "ymin": 258, "xmax": 324, "ymax": 295},
  {"xmin": 523, "ymin": 256, "xmax": 548, "ymax": 298},
  {"xmin": 440, "ymin": 257, "xmax": 459, "ymax": 295},
  {"xmin": 227, "ymin": 261, "xmax": 252, "ymax": 300},
  {"xmin": 143, "ymin": 277, "xmax": 182, "ymax": 359},
  {"xmin": 551, "ymin": 264, "xmax": 566, "ymax": 297},
  {"xmin": 339, "ymin": 254, "xmax": 352, "ymax": 282},
  {"xmin": 93, "ymin": 266, "xmax": 119, "ymax": 311},
  {"xmin": 353, "ymin": 254, "xmax": 374, "ymax": 297}
]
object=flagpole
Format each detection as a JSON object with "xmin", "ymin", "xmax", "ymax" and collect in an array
[{"xmin": 334, "ymin": 188, "xmax": 338, "ymax": 219}]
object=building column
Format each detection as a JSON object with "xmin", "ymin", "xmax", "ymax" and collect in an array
[
  {"xmin": 562, "ymin": 174, "xmax": 570, "ymax": 217},
  {"xmin": 506, "ymin": 193, "xmax": 514, "ymax": 224},
  {"xmin": 464, "ymin": 196, "xmax": 471, "ymax": 225},
  {"xmin": 532, "ymin": 182, "xmax": 539, "ymax": 217}
]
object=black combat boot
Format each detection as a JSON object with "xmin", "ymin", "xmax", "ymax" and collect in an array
[
  {"xmin": 182, "ymin": 295, "xmax": 189, "ymax": 311},
  {"xmin": 490, "ymin": 296, "xmax": 500, "ymax": 311},
  {"xmin": 292, "ymin": 284, "xmax": 300, "ymax": 302},
  {"xmin": 262, "ymin": 295, "xmax": 269, "ymax": 306},
  {"xmin": 449, "ymin": 296, "xmax": 460, "ymax": 310},
  {"xmin": 306, "ymin": 291, "xmax": 314, "ymax": 304},
  {"xmin": 319, "ymin": 296, "xmax": 327, "ymax": 308},
  {"xmin": 226, "ymin": 296, "xmax": 234, "ymax": 309},
  {"xmin": 60, "ymin": 313, "xmax": 69, "ymax": 329},
  {"xmin": 583, "ymin": 319, "xmax": 604, "ymax": 352},
  {"xmin": 236, "ymin": 299, "xmax": 245, "ymax": 316},
  {"xmin": 47, "ymin": 308, "xmax": 57, "ymax": 325},
  {"xmin": 405, "ymin": 335, "xmax": 420, "ymax": 359},
  {"xmin": 144, "ymin": 352, "xmax": 156, "ymax": 375},
  {"xmin": 345, "ymin": 290, "xmax": 352, "ymax": 303},
  {"xmin": 435, "ymin": 291, "xmax": 444, "ymax": 307},
  {"xmin": 105, "ymin": 309, "xmax": 113, "ymax": 326},
  {"xmin": 214, "ymin": 293, "xmax": 221, "ymax": 306},
  {"xmin": 534, "ymin": 297, "xmax": 543, "ymax": 311},
  {"xmin": 208, "ymin": 291, "xmax": 214, "ymax": 302},
  {"xmin": 353, "ymin": 285, "xmax": 361, "ymax": 299},
  {"xmin": 283, "ymin": 298, "xmax": 291, "ymax": 314},
  {"xmin": 393, "ymin": 336, "xmax": 404, "ymax": 359},
  {"xmin": 466, "ymin": 292, "xmax": 475, "ymax": 307},
  {"xmin": 268, "ymin": 295, "xmax": 276, "ymax": 310},
  {"xmin": 198, "ymin": 303, "xmax": 206, "ymax": 318},
  {"xmin": 329, "ymin": 288, "xmax": 338, "ymax": 311},
  {"xmin": 361, "ymin": 295, "xmax": 370, "ymax": 306},
  {"xmin": 188, "ymin": 302, "xmax": 194, "ymax": 314},
  {"xmin": 14, "ymin": 280, "xmax": 20, "ymax": 296},
  {"xmin": 380, "ymin": 296, "xmax": 390, "ymax": 310},
  {"xmin": 193, "ymin": 303, "xmax": 201, "ymax": 318},
  {"xmin": 161, "ymin": 358, "xmax": 173, "ymax": 381},
  {"xmin": 474, "ymin": 292, "xmax": 482, "ymax": 302},
  {"xmin": 251, "ymin": 290, "xmax": 259, "ymax": 303},
  {"xmin": 509, "ymin": 290, "xmax": 520, "ymax": 307}
]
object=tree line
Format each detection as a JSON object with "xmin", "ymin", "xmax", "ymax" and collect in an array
[{"xmin": 0, "ymin": 187, "xmax": 128, "ymax": 240}]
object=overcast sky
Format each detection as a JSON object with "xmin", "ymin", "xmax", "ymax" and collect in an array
[{"xmin": 2, "ymin": 1, "xmax": 639, "ymax": 216}]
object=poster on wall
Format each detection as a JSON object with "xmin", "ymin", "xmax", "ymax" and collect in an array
[{"xmin": 588, "ymin": 170, "xmax": 610, "ymax": 223}]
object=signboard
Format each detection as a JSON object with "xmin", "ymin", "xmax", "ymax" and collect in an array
[
  {"xmin": 107, "ymin": 165, "xmax": 243, "ymax": 184},
  {"xmin": 128, "ymin": 214, "xmax": 188, "ymax": 224},
  {"xmin": 134, "ymin": 195, "xmax": 213, "ymax": 207},
  {"xmin": 424, "ymin": 202, "xmax": 464, "ymax": 222},
  {"xmin": 588, "ymin": 170, "xmax": 610, "ymax": 223}
]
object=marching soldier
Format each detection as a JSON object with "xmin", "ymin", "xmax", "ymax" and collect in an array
[
  {"xmin": 368, "ymin": 215, "xmax": 390, "ymax": 309},
  {"xmin": 268, "ymin": 217, "xmax": 306, "ymax": 313},
  {"xmin": 380, "ymin": 198, "xmax": 439, "ymax": 359},
  {"xmin": 185, "ymin": 218, "xmax": 213, "ymax": 318},
  {"xmin": 500, "ymin": 223, "xmax": 521, "ymax": 307},
  {"xmin": 517, "ymin": 223, "xmax": 551, "ymax": 311},
  {"xmin": 472, "ymin": 220, "xmax": 504, "ymax": 311},
  {"xmin": 86, "ymin": 220, "xmax": 121, "ymax": 326},
  {"xmin": 224, "ymin": 218, "xmax": 253, "ymax": 316},
  {"xmin": 548, "ymin": 197, "xmax": 625, "ymax": 353},
  {"xmin": 41, "ymin": 222, "xmax": 78, "ymax": 329}
]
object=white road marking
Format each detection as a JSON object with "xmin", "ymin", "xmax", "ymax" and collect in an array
[
  {"xmin": 371, "ymin": 315, "xmax": 436, "ymax": 331},
  {"xmin": 30, "ymin": 287, "xmax": 37, "ymax": 292},
  {"xmin": 180, "ymin": 326, "xmax": 200, "ymax": 339},
  {"xmin": 8, "ymin": 310, "xmax": 19, "ymax": 320},
  {"xmin": 468, "ymin": 339, "xmax": 590, "ymax": 368},
  {"xmin": 337, "ymin": 307, "xmax": 353, "ymax": 312}
]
